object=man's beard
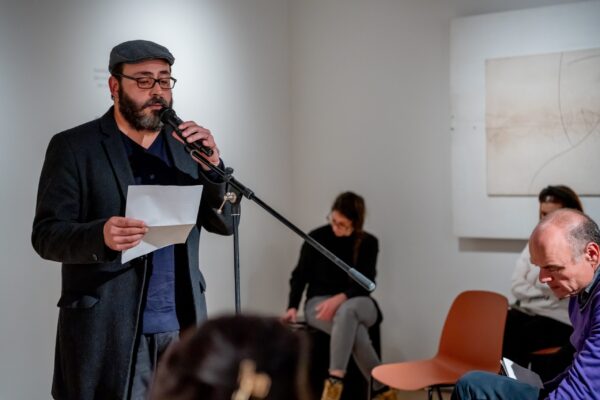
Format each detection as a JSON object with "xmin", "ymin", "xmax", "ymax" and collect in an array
[{"xmin": 118, "ymin": 87, "xmax": 173, "ymax": 132}]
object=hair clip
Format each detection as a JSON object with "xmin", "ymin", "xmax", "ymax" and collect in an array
[{"xmin": 231, "ymin": 359, "xmax": 272, "ymax": 400}]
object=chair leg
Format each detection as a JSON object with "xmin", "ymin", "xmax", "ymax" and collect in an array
[
  {"xmin": 427, "ymin": 387, "xmax": 433, "ymax": 400},
  {"xmin": 436, "ymin": 386, "xmax": 443, "ymax": 400}
]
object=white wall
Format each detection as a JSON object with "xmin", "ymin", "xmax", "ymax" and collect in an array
[
  {"xmin": 451, "ymin": 1, "xmax": 600, "ymax": 239},
  {"xmin": 0, "ymin": 0, "xmax": 591, "ymax": 398},
  {"xmin": 288, "ymin": 0, "xmax": 594, "ymax": 363},
  {"xmin": 0, "ymin": 1, "xmax": 292, "ymax": 398}
]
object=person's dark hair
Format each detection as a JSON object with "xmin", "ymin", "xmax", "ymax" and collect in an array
[
  {"xmin": 331, "ymin": 192, "xmax": 366, "ymax": 233},
  {"xmin": 538, "ymin": 185, "xmax": 583, "ymax": 212},
  {"xmin": 150, "ymin": 315, "xmax": 311, "ymax": 400},
  {"xmin": 111, "ymin": 62, "xmax": 125, "ymax": 78},
  {"xmin": 331, "ymin": 192, "xmax": 366, "ymax": 264}
]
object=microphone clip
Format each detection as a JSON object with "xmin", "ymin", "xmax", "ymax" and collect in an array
[{"xmin": 217, "ymin": 192, "xmax": 238, "ymax": 215}]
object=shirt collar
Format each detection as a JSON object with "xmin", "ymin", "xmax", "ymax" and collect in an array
[
  {"xmin": 120, "ymin": 129, "xmax": 165, "ymax": 157},
  {"xmin": 578, "ymin": 265, "xmax": 600, "ymax": 307}
]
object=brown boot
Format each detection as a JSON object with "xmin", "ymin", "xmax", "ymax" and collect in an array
[
  {"xmin": 372, "ymin": 388, "xmax": 398, "ymax": 400},
  {"xmin": 320, "ymin": 377, "xmax": 343, "ymax": 400}
]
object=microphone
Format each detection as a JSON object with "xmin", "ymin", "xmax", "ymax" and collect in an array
[{"xmin": 159, "ymin": 107, "xmax": 214, "ymax": 157}]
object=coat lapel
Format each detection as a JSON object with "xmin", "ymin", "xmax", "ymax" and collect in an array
[
  {"xmin": 164, "ymin": 127, "xmax": 199, "ymax": 182},
  {"xmin": 99, "ymin": 108, "xmax": 135, "ymax": 200},
  {"xmin": 98, "ymin": 109, "xmax": 199, "ymax": 197}
]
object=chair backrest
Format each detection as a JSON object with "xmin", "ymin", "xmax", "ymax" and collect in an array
[{"xmin": 436, "ymin": 290, "xmax": 508, "ymax": 372}]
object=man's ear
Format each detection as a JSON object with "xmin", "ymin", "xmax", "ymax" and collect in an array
[
  {"xmin": 108, "ymin": 76, "xmax": 119, "ymax": 100},
  {"xmin": 585, "ymin": 242, "xmax": 600, "ymax": 268}
]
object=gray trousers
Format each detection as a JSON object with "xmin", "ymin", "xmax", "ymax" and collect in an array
[
  {"xmin": 305, "ymin": 296, "xmax": 381, "ymax": 381},
  {"xmin": 129, "ymin": 330, "xmax": 179, "ymax": 400}
]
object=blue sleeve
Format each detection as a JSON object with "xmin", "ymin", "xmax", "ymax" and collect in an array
[{"xmin": 547, "ymin": 300, "xmax": 600, "ymax": 399}]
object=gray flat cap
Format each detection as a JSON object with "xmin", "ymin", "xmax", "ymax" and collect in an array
[{"xmin": 109, "ymin": 40, "xmax": 175, "ymax": 73}]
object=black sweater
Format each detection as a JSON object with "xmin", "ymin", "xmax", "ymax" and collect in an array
[{"xmin": 287, "ymin": 225, "xmax": 379, "ymax": 310}]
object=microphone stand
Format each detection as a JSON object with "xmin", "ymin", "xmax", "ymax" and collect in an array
[
  {"xmin": 187, "ymin": 148, "xmax": 376, "ymax": 314},
  {"xmin": 231, "ymin": 193, "xmax": 242, "ymax": 313}
]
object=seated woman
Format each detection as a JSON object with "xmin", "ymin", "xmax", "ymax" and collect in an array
[
  {"xmin": 149, "ymin": 314, "xmax": 311, "ymax": 400},
  {"xmin": 503, "ymin": 185, "xmax": 582, "ymax": 381},
  {"xmin": 281, "ymin": 192, "xmax": 395, "ymax": 400}
]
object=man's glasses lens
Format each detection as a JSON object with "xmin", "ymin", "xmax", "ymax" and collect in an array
[
  {"xmin": 115, "ymin": 73, "xmax": 177, "ymax": 89},
  {"xmin": 136, "ymin": 77, "xmax": 176, "ymax": 89}
]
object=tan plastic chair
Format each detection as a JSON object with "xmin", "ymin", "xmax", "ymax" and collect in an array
[{"xmin": 371, "ymin": 290, "xmax": 508, "ymax": 400}]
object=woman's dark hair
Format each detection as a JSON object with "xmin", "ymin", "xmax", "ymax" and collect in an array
[
  {"xmin": 538, "ymin": 185, "xmax": 583, "ymax": 212},
  {"xmin": 150, "ymin": 315, "xmax": 311, "ymax": 400},
  {"xmin": 331, "ymin": 192, "xmax": 366, "ymax": 264}
]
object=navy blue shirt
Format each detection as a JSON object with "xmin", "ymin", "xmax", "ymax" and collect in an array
[{"xmin": 121, "ymin": 132, "xmax": 179, "ymax": 334}]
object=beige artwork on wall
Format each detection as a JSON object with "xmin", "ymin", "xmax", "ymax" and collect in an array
[{"xmin": 486, "ymin": 48, "xmax": 600, "ymax": 196}]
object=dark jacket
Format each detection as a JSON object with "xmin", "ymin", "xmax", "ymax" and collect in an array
[
  {"xmin": 32, "ymin": 108, "xmax": 234, "ymax": 400},
  {"xmin": 287, "ymin": 225, "xmax": 379, "ymax": 309}
]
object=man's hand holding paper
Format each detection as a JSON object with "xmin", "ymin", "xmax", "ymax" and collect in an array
[
  {"xmin": 103, "ymin": 216, "xmax": 148, "ymax": 251},
  {"xmin": 117, "ymin": 185, "xmax": 203, "ymax": 263}
]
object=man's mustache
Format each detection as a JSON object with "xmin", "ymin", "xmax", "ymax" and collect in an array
[{"xmin": 143, "ymin": 98, "xmax": 168, "ymax": 109}]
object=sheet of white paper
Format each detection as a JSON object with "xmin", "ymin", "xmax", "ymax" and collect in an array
[{"xmin": 122, "ymin": 185, "xmax": 203, "ymax": 264}]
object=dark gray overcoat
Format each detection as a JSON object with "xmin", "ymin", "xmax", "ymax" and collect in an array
[{"xmin": 32, "ymin": 107, "xmax": 234, "ymax": 399}]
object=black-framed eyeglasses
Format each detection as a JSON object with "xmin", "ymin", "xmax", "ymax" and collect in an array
[
  {"xmin": 113, "ymin": 73, "xmax": 177, "ymax": 89},
  {"xmin": 326, "ymin": 213, "xmax": 353, "ymax": 232}
]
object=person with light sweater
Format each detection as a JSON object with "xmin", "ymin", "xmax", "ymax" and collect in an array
[
  {"xmin": 503, "ymin": 185, "xmax": 583, "ymax": 381},
  {"xmin": 453, "ymin": 209, "xmax": 600, "ymax": 399}
]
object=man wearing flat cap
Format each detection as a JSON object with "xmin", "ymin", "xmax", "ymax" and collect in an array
[{"xmin": 32, "ymin": 39, "xmax": 235, "ymax": 400}]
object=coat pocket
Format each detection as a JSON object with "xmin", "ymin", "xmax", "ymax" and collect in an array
[{"xmin": 57, "ymin": 293, "xmax": 100, "ymax": 309}]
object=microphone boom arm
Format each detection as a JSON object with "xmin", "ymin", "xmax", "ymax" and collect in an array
[
  {"xmin": 186, "ymin": 148, "xmax": 376, "ymax": 293},
  {"xmin": 159, "ymin": 107, "xmax": 375, "ymax": 292}
]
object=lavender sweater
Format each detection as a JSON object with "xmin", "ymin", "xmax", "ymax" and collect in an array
[{"xmin": 545, "ymin": 271, "xmax": 600, "ymax": 399}]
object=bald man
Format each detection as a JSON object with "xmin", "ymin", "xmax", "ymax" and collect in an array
[{"xmin": 452, "ymin": 209, "xmax": 600, "ymax": 400}]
